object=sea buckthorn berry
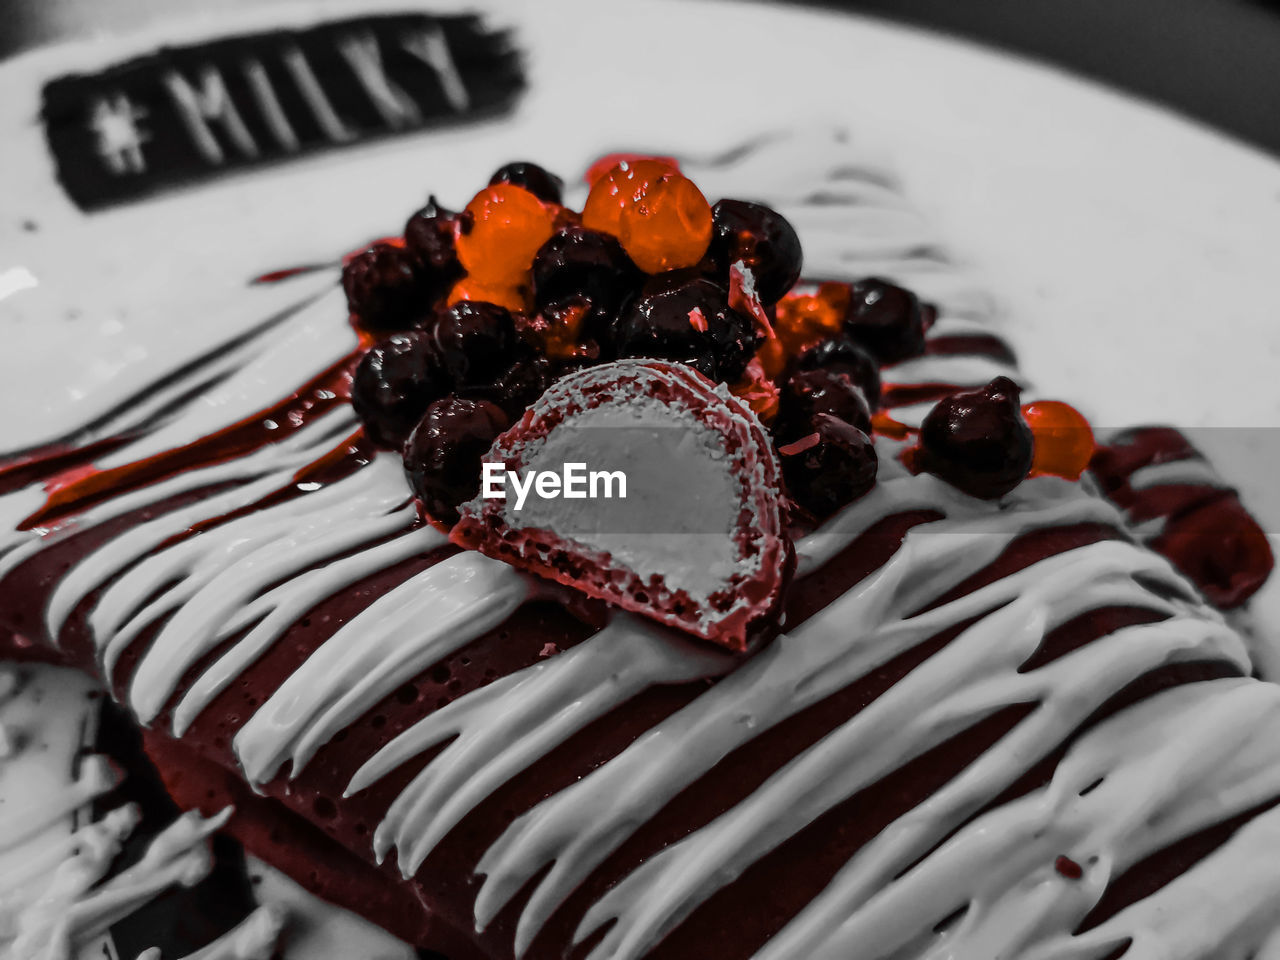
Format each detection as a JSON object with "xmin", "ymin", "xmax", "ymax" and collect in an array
[
  {"xmin": 457, "ymin": 183, "xmax": 558, "ymax": 286},
  {"xmin": 1021, "ymin": 400, "xmax": 1095, "ymax": 480},
  {"xmin": 706, "ymin": 199, "xmax": 803, "ymax": 304},
  {"xmin": 532, "ymin": 226, "xmax": 643, "ymax": 344},
  {"xmin": 757, "ymin": 337, "xmax": 789, "ymax": 380},
  {"xmin": 778, "ymin": 413, "xmax": 878, "ymax": 520},
  {"xmin": 731, "ymin": 357, "xmax": 781, "ymax": 423},
  {"xmin": 584, "ymin": 153, "xmax": 679, "ymax": 188},
  {"xmin": 351, "ymin": 332, "xmax": 452, "ymax": 449},
  {"xmin": 844, "ymin": 278, "xmax": 927, "ymax": 364},
  {"xmin": 581, "ymin": 159, "xmax": 685, "ymax": 239},
  {"xmin": 777, "ymin": 368, "xmax": 873, "ymax": 439},
  {"xmin": 489, "ymin": 161, "xmax": 564, "ymax": 205},
  {"xmin": 403, "ymin": 196, "xmax": 467, "ymax": 304},
  {"xmin": 917, "ymin": 377, "xmax": 1034, "ymax": 500},
  {"xmin": 430, "ymin": 301, "xmax": 520, "ymax": 386},
  {"xmin": 404, "ymin": 396, "xmax": 509, "ymax": 526},
  {"xmin": 341, "ymin": 242, "xmax": 427, "ymax": 330},
  {"xmin": 614, "ymin": 277, "xmax": 757, "ymax": 382},
  {"xmin": 447, "ymin": 276, "xmax": 528, "ymax": 314},
  {"xmin": 617, "ymin": 172, "xmax": 713, "ymax": 274},
  {"xmin": 775, "ymin": 282, "xmax": 851, "ymax": 355},
  {"xmin": 794, "ymin": 336, "xmax": 882, "ymax": 410}
]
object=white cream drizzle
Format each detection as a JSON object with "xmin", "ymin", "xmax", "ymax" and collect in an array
[{"xmin": 0, "ymin": 129, "xmax": 1277, "ymax": 960}]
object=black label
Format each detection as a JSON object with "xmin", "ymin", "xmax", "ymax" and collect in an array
[{"xmin": 41, "ymin": 13, "xmax": 524, "ymax": 210}]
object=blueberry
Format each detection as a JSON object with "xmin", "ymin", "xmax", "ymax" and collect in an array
[
  {"xmin": 429, "ymin": 301, "xmax": 520, "ymax": 386},
  {"xmin": 777, "ymin": 368, "xmax": 873, "ymax": 439},
  {"xmin": 350, "ymin": 332, "xmax": 452, "ymax": 449},
  {"xmin": 613, "ymin": 277, "xmax": 758, "ymax": 382},
  {"xmin": 917, "ymin": 376, "xmax": 1033, "ymax": 500},
  {"xmin": 403, "ymin": 396, "xmax": 509, "ymax": 525},
  {"xmin": 706, "ymin": 199, "xmax": 803, "ymax": 304},
  {"xmin": 532, "ymin": 226, "xmax": 642, "ymax": 348},
  {"xmin": 341, "ymin": 242, "xmax": 428, "ymax": 330},
  {"xmin": 779, "ymin": 413, "xmax": 878, "ymax": 519},
  {"xmin": 794, "ymin": 336, "xmax": 882, "ymax": 410},
  {"xmin": 460, "ymin": 353, "xmax": 556, "ymax": 420},
  {"xmin": 403, "ymin": 196, "xmax": 467, "ymax": 305},
  {"xmin": 843, "ymin": 278, "xmax": 926, "ymax": 364},
  {"xmin": 489, "ymin": 162, "xmax": 564, "ymax": 205}
]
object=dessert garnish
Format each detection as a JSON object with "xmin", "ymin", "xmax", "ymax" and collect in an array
[
  {"xmin": 338, "ymin": 157, "xmax": 1118, "ymax": 642},
  {"xmin": 450, "ymin": 359, "xmax": 791, "ymax": 651}
]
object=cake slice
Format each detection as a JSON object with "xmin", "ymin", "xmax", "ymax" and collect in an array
[{"xmin": 3, "ymin": 130, "xmax": 1280, "ymax": 960}]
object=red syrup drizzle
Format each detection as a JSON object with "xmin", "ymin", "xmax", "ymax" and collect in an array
[
  {"xmin": 18, "ymin": 351, "xmax": 363, "ymax": 532},
  {"xmin": 249, "ymin": 264, "xmax": 332, "ymax": 285}
]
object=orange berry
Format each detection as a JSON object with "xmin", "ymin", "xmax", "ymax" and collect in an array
[
  {"xmin": 456, "ymin": 183, "xmax": 558, "ymax": 286},
  {"xmin": 757, "ymin": 337, "xmax": 789, "ymax": 380},
  {"xmin": 447, "ymin": 276, "xmax": 528, "ymax": 314},
  {"xmin": 730, "ymin": 357, "xmax": 780, "ymax": 422},
  {"xmin": 581, "ymin": 159, "xmax": 681, "ymax": 238},
  {"xmin": 584, "ymin": 153, "xmax": 679, "ymax": 188},
  {"xmin": 1022, "ymin": 400, "xmax": 1095, "ymax": 480},
  {"xmin": 617, "ymin": 173, "xmax": 712, "ymax": 274},
  {"xmin": 775, "ymin": 282, "xmax": 850, "ymax": 355}
]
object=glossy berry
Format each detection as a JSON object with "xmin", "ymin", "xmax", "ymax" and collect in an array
[
  {"xmin": 403, "ymin": 196, "xmax": 466, "ymax": 303},
  {"xmin": 777, "ymin": 368, "xmax": 873, "ymax": 438},
  {"xmin": 775, "ymin": 282, "xmax": 850, "ymax": 356},
  {"xmin": 581, "ymin": 159, "xmax": 686, "ymax": 240},
  {"xmin": 532, "ymin": 226, "xmax": 642, "ymax": 342},
  {"xmin": 706, "ymin": 199, "xmax": 803, "ymax": 304},
  {"xmin": 456, "ymin": 183, "xmax": 559, "ymax": 286},
  {"xmin": 350, "ymin": 332, "xmax": 452, "ymax": 449},
  {"xmin": 463, "ymin": 354, "xmax": 556, "ymax": 419},
  {"xmin": 794, "ymin": 336, "xmax": 882, "ymax": 410},
  {"xmin": 778, "ymin": 413, "xmax": 878, "ymax": 519},
  {"xmin": 1021, "ymin": 400, "xmax": 1095, "ymax": 480},
  {"xmin": 341, "ymin": 242, "xmax": 426, "ymax": 330},
  {"xmin": 447, "ymin": 276, "xmax": 528, "ymax": 314},
  {"xmin": 843, "ymin": 278, "xmax": 926, "ymax": 364},
  {"xmin": 617, "ymin": 172, "xmax": 713, "ymax": 274},
  {"xmin": 614, "ymin": 277, "xmax": 757, "ymax": 381},
  {"xmin": 430, "ymin": 301, "xmax": 521, "ymax": 386},
  {"xmin": 489, "ymin": 162, "xmax": 564, "ymax": 204},
  {"xmin": 404, "ymin": 396, "xmax": 509, "ymax": 525},
  {"xmin": 917, "ymin": 377, "xmax": 1033, "ymax": 499},
  {"xmin": 584, "ymin": 153, "xmax": 678, "ymax": 187}
]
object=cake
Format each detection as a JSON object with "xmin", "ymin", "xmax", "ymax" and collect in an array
[{"xmin": 4, "ymin": 10, "xmax": 1280, "ymax": 960}]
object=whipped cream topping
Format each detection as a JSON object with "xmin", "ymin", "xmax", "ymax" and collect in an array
[{"xmin": 1, "ymin": 129, "xmax": 1278, "ymax": 960}]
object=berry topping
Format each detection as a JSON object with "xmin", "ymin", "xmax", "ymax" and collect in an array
[
  {"xmin": 616, "ymin": 172, "xmax": 713, "ymax": 274},
  {"xmin": 403, "ymin": 196, "xmax": 466, "ymax": 300},
  {"xmin": 582, "ymin": 158, "xmax": 677, "ymax": 238},
  {"xmin": 843, "ymin": 278, "xmax": 927, "ymax": 364},
  {"xmin": 404, "ymin": 396, "xmax": 509, "ymax": 526},
  {"xmin": 775, "ymin": 282, "xmax": 850, "ymax": 355},
  {"xmin": 794, "ymin": 336, "xmax": 882, "ymax": 410},
  {"xmin": 614, "ymin": 277, "xmax": 757, "ymax": 382},
  {"xmin": 777, "ymin": 368, "xmax": 873, "ymax": 438},
  {"xmin": 707, "ymin": 199, "xmax": 803, "ymax": 303},
  {"xmin": 429, "ymin": 301, "xmax": 521, "ymax": 386},
  {"xmin": 447, "ymin": 276, "xmax": 528, "ymax": 314},
  {"xmin": 341, "ymin": 242, "xmax": 426, "ymax": 330},
  {"xmin": 477, "ymin": 354, "xmax": 557, "ymax": 420},
  {"xmin": 531, "ymin": 226, "xmax": 642, "ymax": 341},
  {"xmin": 488, "ymin": 161, "xmax": 564, "ymax": 204},
  {"xmin": 584, "ymin": 153, "xmax": 678, "ymax": 187},
  {"xmin": 730, "ymin": 356, "xmax": 781, "ymax": 422},
  {"xmin": 1022, "ymin": 400, "xmax": 1095, "ymax": 480},
  {"xmin": 778, "ymin": 413, "xmax": 878, "ymax": 519},
  {"xmin": 917, "ymin": 377, "xmax": 1034, "ymax": 499},
  {"xmin": 456, "ymin": 183, "xmax": 559, "ymax": 287},
  {"xmin": 350, "ymin": 332, "xmax": 452, "ymax": 449}
]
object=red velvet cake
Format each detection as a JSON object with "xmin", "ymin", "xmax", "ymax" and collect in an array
[{"xmin": 4, "ymin": 27, "xmax": 1280, "ymax": 955}]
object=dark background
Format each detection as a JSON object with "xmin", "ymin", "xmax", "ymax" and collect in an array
[{"xmin": 4, "ymin": 0, "xmax": 1280, "ymax": 158}]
